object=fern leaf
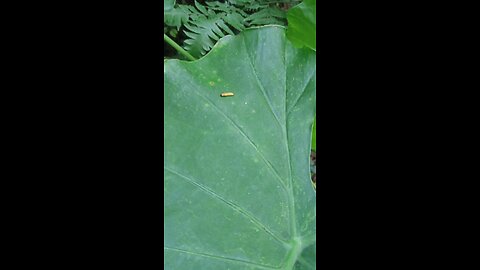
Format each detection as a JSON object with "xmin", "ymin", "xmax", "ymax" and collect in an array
[
  {"xmin": 244, "ymin": 7, "xmax": 286, "ymax": 26},
  {"xmin": 164, "ymin": 6, "xmax": 190, "ymax": 30},
  {"xmin": 224, "ymin": 13, "xmax": 246, "ymax": 31},
  {"xmin": 216, "ymin": 19, "xmax": 235, "ymax": 36},
  {"xmin": 183, "ymin": 14, "xmax": 231, "ymax": 57},
  {"xmin": 194, "ymin": 0, "xmax": 209, "ymax": 16},
  {"xmin": 166, "ymin": 0, "xmax": 289, "ymax": 58}
]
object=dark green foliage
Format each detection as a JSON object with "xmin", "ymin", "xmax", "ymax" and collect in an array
[{"xmin": 164, "ymin": 0, "xmax": 299, "ymax": 58}]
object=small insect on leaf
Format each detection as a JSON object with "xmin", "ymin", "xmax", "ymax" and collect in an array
[{"xmin": 220, "ymin": 92, "xmax": 234, "ymax": 97}]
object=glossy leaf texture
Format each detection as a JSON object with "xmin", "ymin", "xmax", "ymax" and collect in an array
[
  {"xmin": 164, "ymin": 26, "xmax": 316, "ymax": 270},
  {"xmin": 286, "ymin": 0, "xmax": 316, "ymax": 51}
]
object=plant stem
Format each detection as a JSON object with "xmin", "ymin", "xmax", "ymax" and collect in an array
[{"xmin": 163, "ymin": 34, "xmax": 196, "ymax": 61}]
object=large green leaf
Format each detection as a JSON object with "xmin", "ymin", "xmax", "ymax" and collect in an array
[
  {"xmin": 164, "ymin": 26, "xmax": 316, "ymax": 269},
  {"xmin": 287, "ymin": 0, "xmax": 316, "ymax": 51}
]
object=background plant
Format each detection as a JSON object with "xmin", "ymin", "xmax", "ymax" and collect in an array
[{"xmin": 164, "ymin": 0, "xmax": 301, "ymax": 59}]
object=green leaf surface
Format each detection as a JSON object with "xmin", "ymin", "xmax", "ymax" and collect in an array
[
  {"xmin": 164, "ymin": 0, "xmax": 175, "ymax": 12},
  {"xmin": 164, "ymin": 26, "xmax": 316, "ymax": 269},
  {"xmin": 286, "ymin": 0, "xmax": 316, "ymax": 51}
]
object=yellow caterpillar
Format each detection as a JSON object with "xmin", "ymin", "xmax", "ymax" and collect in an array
[{"xmin": 220, "ymin": 92, "xmax": 234, "ymax": 97}]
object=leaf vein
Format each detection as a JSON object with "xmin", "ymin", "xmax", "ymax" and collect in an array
[
  {"xmin": 242, "ymin": 36, "xmax": 285, "ymax": 130},
  {"xmin": 180, "ymin": 73, "xmax": 289, "ymax": 193},
  {"xmin": 165, "ymin": 166, "xmax": 289, "ymax": 245},
  {"xmin": 164, "ymin": 246, "xmax": 282, "ymax": 269},
  {"xmin": 287, "ymin": 68, "xmax": 315, "ymax": 115}
]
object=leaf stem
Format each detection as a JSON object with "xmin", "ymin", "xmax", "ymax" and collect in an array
[
  {"xmin": 283, "ymin": 237, "xmax": 302, "ymax": 269},
  {"xmin": 163, "ymin": 33, "xmax": 196, "ymax": 61}
]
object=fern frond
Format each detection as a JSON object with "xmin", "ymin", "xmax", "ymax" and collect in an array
[
  {"xmin": 194, "ymin": 0, "xmax": 209, "ymax": 15},
  {"xmin": 224, "ymin": 12, "xmax": 246, "ymax": 31},
  {"xmin": 181, "ymin": 1, "xmax": 248, "ymax": 57},
  {"xmin": 164, "ymin": 5, "xmax": 190, "ymax": 30},
  {"xmin": 244, "ymin": 7, "xmax": 286, "ymax": 26},
  {"xmin": 183, "ymin": 13, "xmax": 235, "ymax": 57},
  {"xmin": 165, "ymin": 0, "xmax": 291, "ymax": 58}
]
